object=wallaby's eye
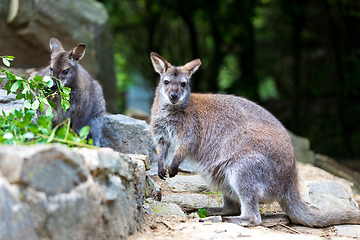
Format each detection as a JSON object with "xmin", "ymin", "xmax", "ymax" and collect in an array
[
  {"xmin": 164, "ymin": 80, "xmax": 170, "ymax": 85},
  {"xmin": 49, "ymin": 67, "xmax": 53, "ymax": 72},
  {"xmin": 62, "ymin": 69, "xmax": 69, "ymax": 75},
  {"xmin": 181, "ymin": 82, "xmax": 186, "ymax": 88}
]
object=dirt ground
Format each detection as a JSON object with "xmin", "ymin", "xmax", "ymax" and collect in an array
[{"xmin": 128, "ymin": 173, "xmax": 359, "ymax": 240}]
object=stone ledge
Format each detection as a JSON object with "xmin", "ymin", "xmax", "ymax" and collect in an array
[{"xmin": 0, "ymin": 144, "xmax": 155, "ymax": 240}]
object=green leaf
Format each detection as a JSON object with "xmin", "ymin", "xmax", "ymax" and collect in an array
[
  {"xmin": 3, "ymin": 132, "xmax": 13, "ymax": 140},
  {"xmin": 33, "ymin": 75, "xmax": 43, "ymax": 83},
  {"xmin": 24, "ymin": 109, "xmax": 34, "ymax": 122},
  {"xmin": 43, "ymin": 76, "xmax": 53, "ymax": 88},
  {"xmin": 79, "ymin": 126, "xmax": 90, "ymax": 138},
  {"xmin": 39, "ymin": 100, "xmax": 45, "ymax": 113},
  {"xmin": 15, "ymin": 93, "xmax": 23, "ymax": 100},
  {"xmin": 62, "ymin": 87, "xmax": 71, "ymax": 95},
  {"xmin": 10, "ymin": 81, "xmax": 20, "ymax": 92},
  {"xmin": 27, "ymin": 124, "xmax": 40, "ymax": 134},
  {"xmin": 61, "ymin": 98, "xmax": 70, "ymax": 112},
  {"xmin": 48, "ymin": 100, "xmax": 57, "ymax": 108},
  {"xmin": 23, "ymin": 100, "xmax": 31, "ymax": 109},
  {"xmin": 22, "ymin": 132, "xmax": 34, "ymax": 139},
  {"xmin": 45, "ymin": 107, "xmax": 53, "ymax": 117},
  {"xmin": 14, "ymin": 109, "xmax": 23, "ymax": 119},
  {"xmin": 2, "ymin": 58, "xmax": 10, "ymax": 67},
  {"xmin": 31, "ymin": 100, "xmax": 40, "ymax": 110},
  {"xmin": 37, "ymin": 115, "xmax": 48, "ymax": 128},
  {"xmin": 46, "ymin": 128, "xmax": 57, "ymax": 143},
  {"xmin": 197, "ymin": 209, "xmax": 208, "ymax": 218},
  {"xmin": 56, "ymin": 126, "xmax": 67, "ymax": 139}
]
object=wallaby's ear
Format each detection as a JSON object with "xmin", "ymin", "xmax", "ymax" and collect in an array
[
  {"xmin": 181, "ymin": 59, "xmax": 201, "ymax": 77},
  {"xmin": 69, "ymin": 44, "xmax": 86, "ymax": 61},
  {"xmin": 50, "ymin": 38, "xmax": 63, "ymax": 52},
  {"xmin": 150, "ymin": 52, "xmax": 172, "ymax": 75}
]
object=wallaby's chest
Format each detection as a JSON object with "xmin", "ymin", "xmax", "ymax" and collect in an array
[{"xmin": 152, "ymin": 110, "xmax": 183, "ymax": 146}]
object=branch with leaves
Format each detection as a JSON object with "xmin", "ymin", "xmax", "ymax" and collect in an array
[{"xmin": 0, "ymin": 56, "xmax": 95, "ymax": 148}]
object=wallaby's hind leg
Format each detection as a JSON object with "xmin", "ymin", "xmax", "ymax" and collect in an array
[
  {"xmin": 206, "ymin": 194, "xmax": 241, "ymax": 216},
  {"xmin": 222, "ymin": 194, "xmax": 261, "ymax": 226},
  {"xmin": 221, "ymin": 167, "xmax": 262, "ymax": 226}
]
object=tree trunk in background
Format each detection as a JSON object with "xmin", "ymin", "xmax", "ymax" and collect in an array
[{"xmin": 289, "ymin": 0, "xmax": 306, "ymax": 132}]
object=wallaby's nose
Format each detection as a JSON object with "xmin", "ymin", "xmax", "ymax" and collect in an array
[{"xmin": 169, "ymin": 92, "xmax": 179, "ymax": 104}]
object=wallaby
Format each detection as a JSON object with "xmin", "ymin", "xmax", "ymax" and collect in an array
[
  {"xmin": 30, "ymin": 38, "xmax": 105, "ymax": 146},
  {"xmin": 150, "ymin": 52, "xmax": 360, "ymax": 227}
]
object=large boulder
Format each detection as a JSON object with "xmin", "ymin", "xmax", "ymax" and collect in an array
[
  {"xmin": 0, "ymin": 0, "xmax": 118, "ymax": 113},
  {"xmin": 0, "ymin": 144, "xmax": 153, "ymax": 240},
  {"xmin": 101, "ymin": 114, "xmax": 157, "ymax": 162},
  {"xmin": 288, "ymin": 131, "xmax": 315, "ymax": 164}
]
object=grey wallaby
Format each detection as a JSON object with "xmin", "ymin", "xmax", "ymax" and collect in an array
[
  {"xmin": 150, "ymin": 52, "xmax": 360, "ymax": 227},
  {"xmin": 30, "ymin": 38, "xmax": 105, "ymax": 146}
]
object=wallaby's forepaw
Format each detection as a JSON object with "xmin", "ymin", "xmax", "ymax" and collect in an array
[
  {"xmin": 168, "ymin": 165, "xmax": 179, "ymax": 178},
  {"xmin": 158, "ymin": 169, "xmax": 167, "ymax": 180}
]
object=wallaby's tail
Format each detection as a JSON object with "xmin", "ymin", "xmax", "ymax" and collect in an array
[{"xmin": 279, "ymin": 173, "xmax": 360, "ymax": 227}]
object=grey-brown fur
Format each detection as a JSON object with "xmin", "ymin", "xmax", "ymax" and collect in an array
[
  {"xmin": 31, "ymin": 38, "xmax": 105, "ymax": 146},
  {"xmin": 150, "ymin": 52, "xmax": 360, "ymax": 227}
]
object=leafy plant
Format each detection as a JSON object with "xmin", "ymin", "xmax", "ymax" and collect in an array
[
  {"xmin": 0, "ymin": 56, "xmax": 95, "ymax": 148},
  {"xmin": 197, "ymin": 208, "xmax": 208, "ymax": 218}
]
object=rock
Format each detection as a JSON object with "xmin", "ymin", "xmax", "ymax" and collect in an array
[
  {"xmin": 307, "ymin": 180, "xmax": 358, "ymax": 210},
  {"xmin": 144, "ymin": 199, "xmax": 185, "ymax": 216},
  {"xmin": 0, "ymin": 0, "xmax": 118, "ymax": 113},
  {"xmin": 133, "ymin": 156, "xmax": 155, "ymax": 207},
  {"xmin": 199, "ymin": 216, "xmax": 223, "ymax": 223},
  {"xmin": 297, "ymin": 162, "xmax": 359, "ymax": 210},
  {"xmin": 101, "ymin": 114, "xmax": 156, "ymax": 162},
  {"xmin": 0, "ymin": 174, "xmax": 38, "ymax": 240},
  {"xmin": 0, "ymin": 144, "xmax": 150, "ymax": 240},
  {"xmin": 0, "ymin": 89, "xmax": 24, "ymax": 114},
  {"xmin": 45, "ymin": 192, "xmax": 101, "ymax": 240},
  {"xmin": 335, "ymin": 225, "xmax": 360, "ymax": 238},
  {"xmin": 100, "ymin": 175, "xmax": 138, "ymax": 239},
  {"xmin": 260, "ymin": 214, "xmax": 290, "ymax": 227},
  {"xmin": 78, "ymin": 147, "xmax": 133, "ymax": 181},
  {"xmin": 315, "ymin": 154, "xmax": 360, "ymax": 192},
  {"xmin": 288, "ymin": 131, "xmax": 315, "ymax": 164},
  {"xmin": 20, "ymin": 145, "xmax": 89, "ymax": 196},
  {"xmin": 165, "ymin": 175, "xmax": 211, "ymax": 193},
  {"xmin": 162, "ymin": 193, "xmax": 222, "ymax": 212}
]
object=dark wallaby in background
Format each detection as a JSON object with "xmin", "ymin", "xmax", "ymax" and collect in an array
[{"xmin": 30, "ymin": 38, "xmax": 105, "ymax": 146}]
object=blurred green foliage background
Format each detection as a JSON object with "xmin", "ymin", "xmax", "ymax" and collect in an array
[{"xmin": 100, "ymin": 0, "xmax": 360, "ymax": 160}]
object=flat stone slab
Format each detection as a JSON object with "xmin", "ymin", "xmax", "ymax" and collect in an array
[
  {"xmin": 335, "ymin": 225, "xmax": 360, "ymax": 238},
  {"xmin": 165, "ymin": 175, "xmax": 211, "ymax": 193},
  {"xmin": 306, "ymin": 180, "xmax": 358, "ymax": 210},
  {"xmin": 144, "ymin": 199, "xmax": 185, "ymax": 216},
  {"xmin": 162, "ymin": 193, "xmax": 222, "ymax": 212}
]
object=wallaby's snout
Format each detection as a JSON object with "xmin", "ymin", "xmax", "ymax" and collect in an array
[{"xmin": 169, "ymin": 92, "xmax": 179, "ymax": 104}]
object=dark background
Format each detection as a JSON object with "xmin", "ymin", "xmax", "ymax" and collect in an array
[{"xmin": 100, "ymin": 0, "xmax": 360, "ymax": 164}]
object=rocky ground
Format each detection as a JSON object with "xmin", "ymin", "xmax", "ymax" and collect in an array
[{"xmin": 128, "ymin": 162, "xmax": 360, "ymax": 240}]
